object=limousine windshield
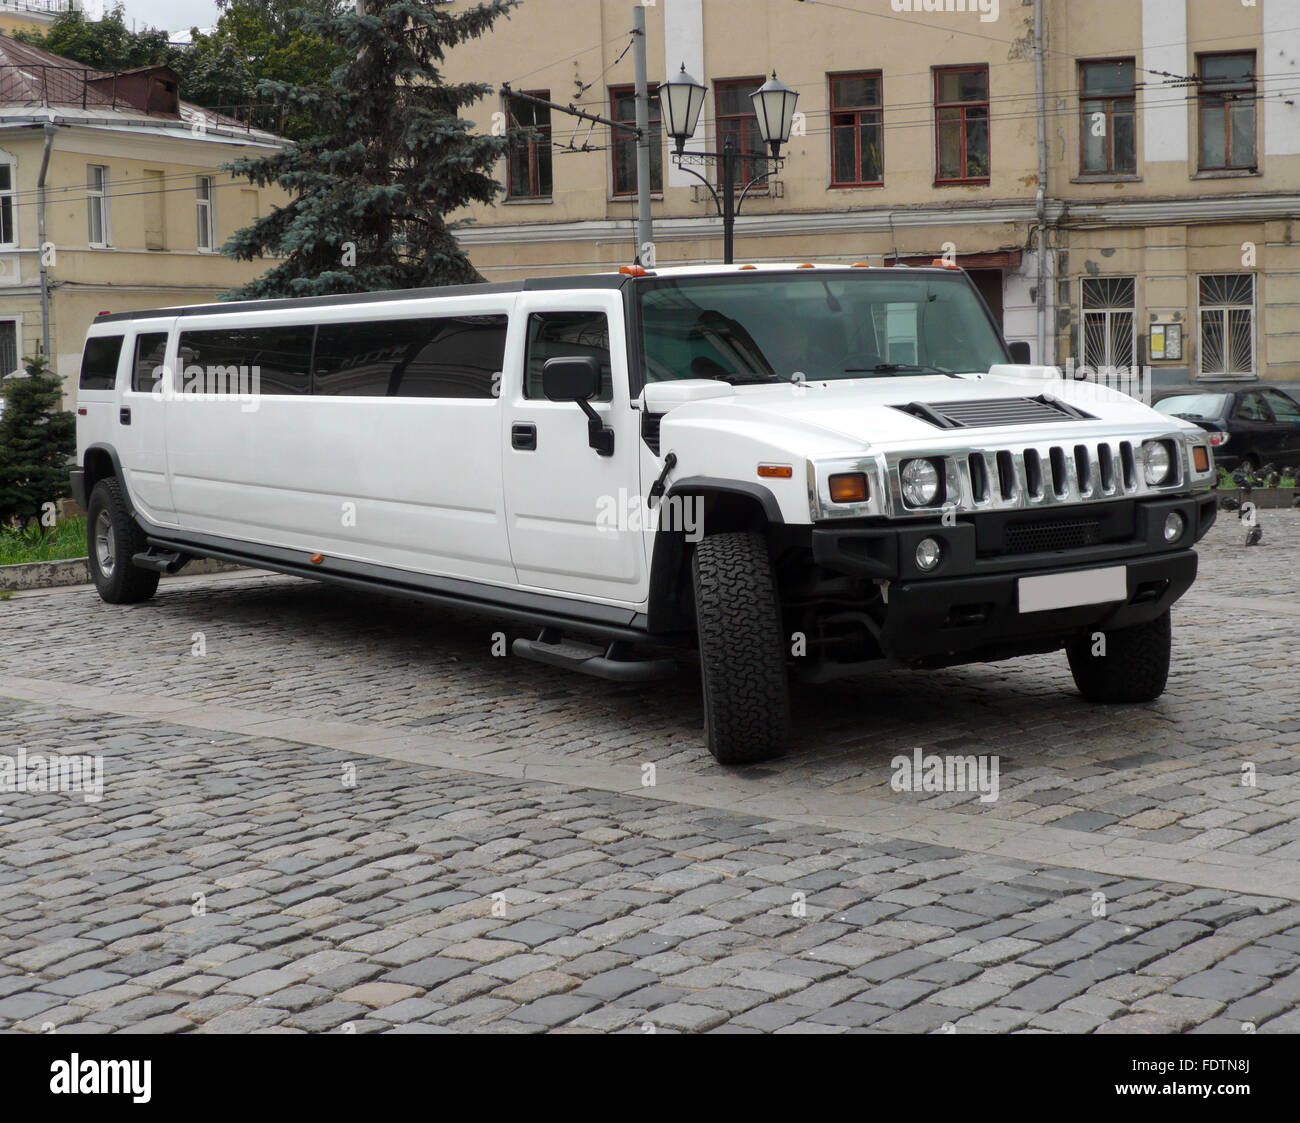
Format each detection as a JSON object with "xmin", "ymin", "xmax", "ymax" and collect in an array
[{"xmin": 638, "ymin": 270, "xmax": 1009, "ymax": 384}]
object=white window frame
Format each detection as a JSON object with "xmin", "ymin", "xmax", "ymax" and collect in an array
[
  {"xmin": 1197, "ymin": 273, "xmax": 1256, "ymax": 379},
  {"xmin": 1081, "ymin": 276, "xmax": 1136, "ymax": 371},
  {"xmin": 87, "ymin": 164, "xmax": 111, "ymax": 247},
  {"xmin": 0, "ymin": 156, "xmax": 16, "ymax": 248},
  {"xmin": 196, "ymin": 175, "xmax": 216, "ymax": 252}
]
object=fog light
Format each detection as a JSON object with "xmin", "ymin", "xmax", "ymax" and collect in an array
[
  {"xmin": 915, "ymin": 537, "xmax": 942, "ymax": 571},
  {"xmin": 1163, "ymin": 511, "xmax": 1185, "ymax": 542}
]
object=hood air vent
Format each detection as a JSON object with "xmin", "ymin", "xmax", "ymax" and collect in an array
[{"xmin": 892, "ymin": 395, "xmax": 1095, "ymax": 429}]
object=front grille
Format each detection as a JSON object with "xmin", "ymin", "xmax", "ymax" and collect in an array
[
  {"xmin": 1005, "ymin": 516, "xmax": 1102, "ymax": 554},
  {"xmin": 893, "ymin": 395, "xmax": 1094, "ymax": 429}
]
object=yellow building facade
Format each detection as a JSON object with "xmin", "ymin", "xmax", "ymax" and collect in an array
[
  {"xmin": 0, "ymin": 31, "xmax": 288, "ymax": 403},
  {"xmin": 443, "ymin": 0, "xmax": 1300, "ymax": 390}
]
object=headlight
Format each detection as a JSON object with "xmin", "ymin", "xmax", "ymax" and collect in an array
[
  {"xmin": 900, "ymin": 458, "xmax": 942, "ymax": 507},
  {"xmin": 1142, "ymin": 440, "xmax": 1174, "ymax": 486}
]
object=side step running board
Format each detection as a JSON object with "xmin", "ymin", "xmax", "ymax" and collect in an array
[
  {"xmin": 512, "ymin": 629, "xmax": 676, "ymax": 683},
  {"xmin": 131, "ymin": 549, "xmax": 188, "ymax": 574}
]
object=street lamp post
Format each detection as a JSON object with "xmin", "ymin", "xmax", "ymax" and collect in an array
[{"xmin": 658, "ymin": 66, "xmax": 799, "ymax": 265}]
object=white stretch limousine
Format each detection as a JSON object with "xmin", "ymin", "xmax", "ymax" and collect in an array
[{"xmin": 72, "ymin": 264, "xmax": 1218, "ymax": 764}]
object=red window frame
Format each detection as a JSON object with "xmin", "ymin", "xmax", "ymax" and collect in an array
[
  {"xmin": 505, "ymin": 89, "xmax": 552, "ymax": 200},
  {"xmin": 1197, "ymin": 51, "xmax": 1257, "ymax": 171},
  {"xmin": 609, "ymin": 84, "xmax": 663, "ymax": 197},
  {"xmin": 713, "ymin": 76, "xmax": 769, "ymax": 192},
  {"xmin": 829, "ymin": 70, "xmax": 884, "ymax": 187},
  {"xmin": 933, "ymin": 65, "xmax": 990, "ymax": 186}
]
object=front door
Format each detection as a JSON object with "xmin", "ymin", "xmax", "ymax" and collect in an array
[{"xmin": 501, "ymin": 293, "xmax": 647, "ymax": 605}]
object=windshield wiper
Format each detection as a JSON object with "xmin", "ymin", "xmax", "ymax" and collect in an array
[{"xmin": 843, "ymin": 363, "xmax": 956, "ymax": 377}]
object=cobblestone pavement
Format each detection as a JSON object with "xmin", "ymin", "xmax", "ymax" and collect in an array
[{"xmin": 1, "ymin": 508, "xmax": 1298, "ymax": 1033}]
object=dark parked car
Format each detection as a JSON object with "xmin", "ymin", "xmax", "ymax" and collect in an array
[{"xmin": 1153, "ymin": 384, "xmax": 1300, "ymax": 474}]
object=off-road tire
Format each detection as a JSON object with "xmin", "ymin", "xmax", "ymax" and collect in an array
[
  {"xmin": 691, "ymin": 531, "xmax": 791, "ymax": 764},
  {"xmin": 1066, "ymin": 610, "xmax": 1171, "ymax": 703},
  {"xmin": 87, "ymin": 478, "xmax": 160, "ymax": 604}
]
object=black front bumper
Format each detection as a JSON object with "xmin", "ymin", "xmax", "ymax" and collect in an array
[{"xmin": 810, "ymin": 493, "xmax": 1214, "ymax": 666}]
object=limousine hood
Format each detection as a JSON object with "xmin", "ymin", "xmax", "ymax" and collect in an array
[{"xmin": 644, "ymin": 372, "xmax": 1200, "ymax": 460}]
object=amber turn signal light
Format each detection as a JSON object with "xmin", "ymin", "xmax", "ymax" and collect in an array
[
  {"xmin": 758, "ymin": 464, "xmax": 793, "ymax": 479},
  {"xmin": 1193, "ymin": 446, "xmax": 1210, "ymax": 472},
  {"xmin": 828, "ymin": 472, "xmax": 869, "ymax": 503}
]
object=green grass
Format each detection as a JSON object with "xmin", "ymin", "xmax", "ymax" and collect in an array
[
  {"xmin": 0, "ymin": 517, "xmax": 88, "ymax": 566},
  {"xmin": 1217, "ymin": 469, "xmax": 1298, "ymax": 490}
]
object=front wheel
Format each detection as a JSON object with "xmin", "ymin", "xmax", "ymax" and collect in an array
[
  {"xmin": 1066, "ymin": 610, "xmax": 1171, "ymax": 703},
  {"xmin": 691, "ymin": 531, "xmax": 790, "ymax": 764},
  {"xmin": 87, "ymin": 478, "xmax": 160, "ymax": 604}
]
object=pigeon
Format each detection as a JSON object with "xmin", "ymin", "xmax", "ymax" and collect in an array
[
  {"xmin": 1245, "ymin": 523, "xmax": 1262, "ymax": 546},
  {"xmin": 1220, "ymin": 495, "xmax": 1240, "ymax": 511}
]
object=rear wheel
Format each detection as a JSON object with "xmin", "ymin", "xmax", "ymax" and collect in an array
[
  {"xmin": 691, "ymin": 531, "xmax": 790, "ymax": 764},
  {"xmin": 87, "ymin": 478, "xmax": 160, "ymax": 604},
  {"xmin": 1066, "ymin": 610, "xmax": 1171, "ymax": 703}
]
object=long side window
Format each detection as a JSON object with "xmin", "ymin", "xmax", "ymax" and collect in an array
[
  {"xmin": 525, "ymin": 311, "xmax": 613, "ymax": 401},
  {"xmin": 313, "ymin": 316, "xmax": 507, "ymax": 398},
  {"xmin": 177, "ymin": 327, "xmax": 314, "ymax": 395}
]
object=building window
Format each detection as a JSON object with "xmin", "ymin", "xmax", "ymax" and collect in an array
[
  {"xmin": 87, "ymin": 164, "xmax": 110, "ymax": 246},
  {"xmin": 1079, "ymin": 59, "xmax": 1135, "ymax": 174},
  {"xmin": 0, "ymin": 320, "xmax": 17, "ymax": 375},
  {"xmin": 829, "ymin": 72, "xmax": 883, "ymax": 186},
  {"xmin": 714, "ymin": 78, "xmax": 768, "ymax": 189},
  {"xmin": 0, "ymin": 161, "xmax": 14, "ymax": 246},
  {"xmin": 610, "ymin": 85, "xmax": 662, "ymax": 196},
  {"xmin": 1198, "ymin": 274, "xmax": 1255, "ymax": 377},
  {"xmin": 934, "ymin": 66, "xmax": 989, "ymax": 184},
  {"xmin": 196, "ymin": 175, "xmax": 215, "ymax": 251},
  {"xmin": 1198, "ymin": 53, "xmax": 1256, "ymax": 170},
  {"xmin": 1081, "ymin": 277, "xmax": 1136, "ymax": 370},
  {"xmin": 505, "ymin": 91, "xmax": 553, "ymax": 199}
]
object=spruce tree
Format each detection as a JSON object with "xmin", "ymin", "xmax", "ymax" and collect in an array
[
  {"xmin": 0, "ymin": 356, "xmax": 76, "ymax": 526},
  {"xmin": 222, "ymin": 0, "xmax": 519, "ymax": 298}
]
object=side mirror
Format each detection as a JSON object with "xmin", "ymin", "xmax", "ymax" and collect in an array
[
  {"xmin": 1008, "ymin": 341, "xmax": 1032, "ymax": 364},
  {"xmin": 541, "ymin": 355, "xmax": 614, "ymax": 456},
  {"xmin": 543, "ymin": 356, "xmax": 601, "ymax": 402}
]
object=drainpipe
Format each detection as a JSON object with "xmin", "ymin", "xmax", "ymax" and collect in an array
[
  {"xmin": 37, "ymin": 118, "xmax": 57, "ymax": 362},
  {"xmin": 1033, "ymin": 0, "xmax": 1048, "ymax": 365}
]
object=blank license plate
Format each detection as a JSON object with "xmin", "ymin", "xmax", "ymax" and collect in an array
[{"xmin": 1017, "ymin": 566, "xmax": 1127, "ymax": 614}]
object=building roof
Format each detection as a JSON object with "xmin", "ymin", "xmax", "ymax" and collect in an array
[{"xmin": 0, "ymin": 33, "xmax": 283, "ymax": 144}]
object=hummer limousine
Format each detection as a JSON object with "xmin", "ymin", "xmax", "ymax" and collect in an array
[{"xmin": 71, "ymin": 263, "xmax": 1217, "ymax": 764}]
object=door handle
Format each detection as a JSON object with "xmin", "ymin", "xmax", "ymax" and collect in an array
[
  {"xmin": 511, "ymin": 422, "xmax": 537, "ymax": 450},
  {"xmin": 119, "ymin": 407, "xmax": 131, "ymax": 425}
]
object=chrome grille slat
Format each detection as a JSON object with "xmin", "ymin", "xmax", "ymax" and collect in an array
[{"xmin": 882, "ymin": 433, "xmax": 1189, "ymax": 517}]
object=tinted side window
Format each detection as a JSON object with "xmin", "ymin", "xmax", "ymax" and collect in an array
[
  {"xmin": 177, "ymin": 327, "xmax": 314, "ymax": 395},
  {"xmin": 131, "ymin": 332, "xmax": 169, "ymax": 393},
  {"xmin": 1234, "ymin": 392, "xmax": 1269, "ymax": 421},
  {"xmin": 79, "ymin": 335, "xmax": 123, "ymax": 390},
  {"xmin": 314, "ymin": 316, "xmax": 506, "ymax": 398},
  {"xmin": 1262, "ymin": 390, "xmax": 1300, "ymax": 423},
  {"xmin": 525, "ymin": 312, "xmax": 612, "ymax": 401}
]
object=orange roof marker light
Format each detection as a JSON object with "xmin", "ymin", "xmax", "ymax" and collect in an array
[
  {"xmin": 797, "ymin": 262, "xmax": 815, "ymax": 269},
  {"xmin": 850, "ymin": 262, "xmax": 871, "ymax": 268},
  {"xmin": 620, "ymin": 264, "xmax": 650, "ymax": 276},
  {"xmin": 310, "ymin": 553, "xmax": 324, "ymax": 565},
  {"xmin": 932, "ymin": 258, "xmax": 960, "ymax": 269},
  {"xmin": 739, "ymin": 264, "xmax": 757, "ymax": 270}
]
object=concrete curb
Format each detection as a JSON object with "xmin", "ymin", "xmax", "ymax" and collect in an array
[{"xmin": 0, "ymin": 556, "xmax": 244, "ymax": 592}]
